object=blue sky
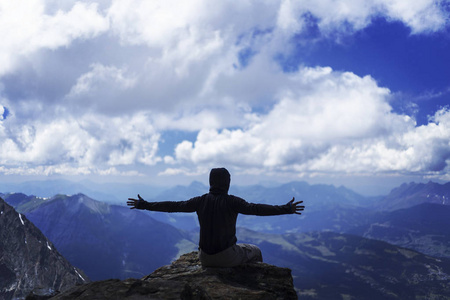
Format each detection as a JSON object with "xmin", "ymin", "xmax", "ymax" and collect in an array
[
  {"xmin": 292, "ymin": 17, "xmax": 450, "ymax": 125},
  {"xmin": 0, "ymin": 0, "xmax": 449, "ymax": 195}
]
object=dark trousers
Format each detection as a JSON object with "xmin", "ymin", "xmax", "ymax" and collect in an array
[{"xmin": 199, "ymin": 243, "xmax": 263, "ymax": 267}]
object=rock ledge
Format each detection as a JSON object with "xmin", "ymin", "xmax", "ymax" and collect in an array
[{"xmin": 51, "ymin": 251, "xmax": 297, "ymax": 299}]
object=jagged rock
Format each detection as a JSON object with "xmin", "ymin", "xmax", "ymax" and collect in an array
[
  {"xmin": 51, "ymin": 251, "xmax": 297, "ymax": 299},
  {"xmin": 0, "ymin": 197, "xmax": 88, "ymax": 300},
  {"xmin": 25, "ymin": 287, "xmax": 60, "ymax": 300}
]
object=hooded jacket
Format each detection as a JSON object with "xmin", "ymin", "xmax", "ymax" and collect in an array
[{"xmin": 140, "ymin": 168, "xmax": 293, "ymax": 255}]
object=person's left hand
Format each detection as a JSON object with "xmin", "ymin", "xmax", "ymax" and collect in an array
[
  {"xmin": 288, "ymin": 197, "xmax": 305, "ymax": 215},
  {"xmin": 127, "ymin": 194, "xmax": 146, "ymax": 209}
]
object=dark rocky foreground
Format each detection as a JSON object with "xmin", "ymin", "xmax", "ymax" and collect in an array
[
  {"xmin": 48, "ymin": 251, "xmax": 297, "ymax": 299},
  {"xmin": 0, "ymin": 198, "xmax": 88, "ymax": 300}
]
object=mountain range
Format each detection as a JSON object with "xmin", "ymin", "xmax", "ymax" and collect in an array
[
  {"xmin": 373, "ymin": 181, "xmax": 450, "ymax": 211},
  {"xmin": 3, "ymin": 193, "xmax": 197, "ymax": 281},
  {"xmin": 2, "ymin": 180, "xmax": 450, "ymax": 298},
  {"xmin": 0, "ymin": 179, "xmax": 167, "ymax": 204}
]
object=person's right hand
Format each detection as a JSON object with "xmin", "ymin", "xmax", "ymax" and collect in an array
[
  {"xmin": 288, "ymin": 197, "xmax": 305, "ymax": 215},
  {"xmin": 127, "ymin": 194, "xmax": 146, "ymax": 209}
]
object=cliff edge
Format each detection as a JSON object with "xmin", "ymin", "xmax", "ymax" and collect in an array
[
  {"xmin": 0, "ymin": 197, "xmax": 88, "ymax": 300},
  {"xmin": 51, "ymin": 251, "xmax": 297, "ymax": 299}
]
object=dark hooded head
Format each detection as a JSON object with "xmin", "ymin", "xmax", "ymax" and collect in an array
[{"xmin": 209, "ymin": 168, "xmax": 230, "ymax": 194}]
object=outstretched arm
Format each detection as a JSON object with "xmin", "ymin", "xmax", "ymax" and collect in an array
[
  {"xmin": 233, "ymin": 195, "xmax": 305, "ymax": 216},
  {"xmin": 287, "ymin": 197, "xmax": 305, "ymax": 215},
  {"xmin": 127, "ymin": 194, "xmax": 199, "ymax": 212}
]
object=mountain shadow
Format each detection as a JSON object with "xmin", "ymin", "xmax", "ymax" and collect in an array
[{"xmin": 0, "ymin": 197, "xmax": 88, "ymax": 300}]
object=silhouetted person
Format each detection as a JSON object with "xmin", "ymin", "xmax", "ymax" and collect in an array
[{"xmin": 127, "ymin": 167, "xmax": 304, "ymax": 267}]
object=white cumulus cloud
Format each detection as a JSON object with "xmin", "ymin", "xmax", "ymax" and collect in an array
[
  {"xmin": 0, "ymin": 0, "xmax": 109, "ymax": 76},
  {"xmin": 166, "ymin": 66, "xmax": 450, "ymax": 178},
  {"xmin": 0, "ymin": 107, "xmax": 160, "ymax": 175},
  {"xmin": 276, "ymin": 0, "xmax": 448, "ymax": 37},
  {"xmin": 0, "ymin": 0, "xmax": 449, "ymax": 179}
]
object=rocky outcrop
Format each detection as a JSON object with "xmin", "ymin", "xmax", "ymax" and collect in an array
[
  {"xmin": 51, "ymin": 251, "xmax": 297, "ymax": 299},
  {"xmin": 0, "ymin": 197, "xmax": 88, "ymax": 300}
]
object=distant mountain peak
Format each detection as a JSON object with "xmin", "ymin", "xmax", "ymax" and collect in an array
[
  {"xmin": 45, "ymin": 193, "xmax": 111, "ymax": 215},
  {"xmin": 189, "ymin": 180, "xmax": 207, "ymax": 188},
  {"xmin": 380, "ymin": 180, "xmax": 450, "ymax": 210}
]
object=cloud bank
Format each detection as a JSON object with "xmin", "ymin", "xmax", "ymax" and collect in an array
[{"xmin": 0, "ymin": 0, "xmax": 449, "ymax": 181}]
